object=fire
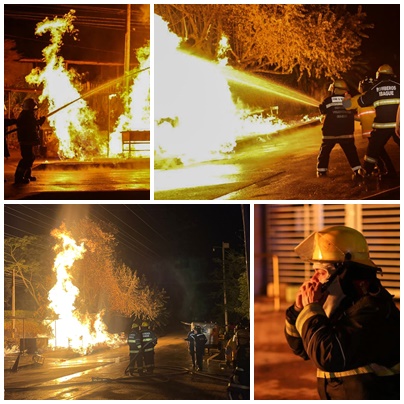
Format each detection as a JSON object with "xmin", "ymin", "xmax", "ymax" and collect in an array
[
  {"xmin": 45, "ymin": 225, "xmax": 120, "ymax": 354},
  {"xmin": 154, "ymin": 14, "xmax": 289, "ymax": 167},
  {"xmin": 26, "ymin": 10, "xmax": 150, "ymax": 161},
  {"xmin": 108, "ymin": 43, "xmax": 151, "ymax": 157},
  {"xmin": 26, "ymin": 10, "xmax": 107, "ymax": 160}
]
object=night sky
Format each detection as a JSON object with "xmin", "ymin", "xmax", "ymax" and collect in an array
[
  {"xmin": 4, "ymin": 4, "xmax": 150, "ymax": 63},
  {"xmin": 4, "ymin": 204, "xmax": 250, "ymax": 325}
]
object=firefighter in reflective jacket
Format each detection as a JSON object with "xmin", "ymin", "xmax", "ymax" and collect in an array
[
  {"xmin": 343, "ymin": 77, "xmax": 393, "ymax": 176},
  {"xmin": 139, "ymin": 321, "xmax": 157, "ymax": 374},
  {"xmin": 127, "ymin": 322, "xmax": 142, "ymax": 376},
  {"xmin": 185, "ymin": 325, "xmax": 207, "ymax": 371},
  {"xmin": 317, "ymin": 80, "xmax": 362, "ymax": 182},
  {"xmin": 285, "ymin": 226, "xmax": 400, "ymax": 400},
  {"xmin": 357, "ymin": 64, "xmax": 400, "ymax": 179}
]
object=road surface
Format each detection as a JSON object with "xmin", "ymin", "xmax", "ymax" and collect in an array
[
  {"xmin": 4, "ymin": 149, "xmax": 150, "ymax": 200},
  {"xmin": 154, "ymin": 122, "xmax": 400, "ymax": 200},
  {"xmin": 4, "ymin": 331, "xmax": 233, "ymax": 400}
]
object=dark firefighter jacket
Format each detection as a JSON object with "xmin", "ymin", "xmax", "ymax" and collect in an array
[
  {"xmin": 319, "ymin": 95, "xmax": 355, "ymax": 139},
  {"xmin": 127, "ymin": 330, "xmax": 142, "ymax": 354},
  {"xmin": 140, "ymin": 329, "xmax": 157, "ymax": 352},
  {"xmin": 358, "ymin": 78, "xmax": 400, "ymax": 131},
  {"xmin": 17, "ymin": 110, "xmax": 45, "ymax": 146},
  {"xmin": 285, "ymin": 286, "xmax": 400, "ymax": 400},
  {"xmin": 185, "ymin": 331, "xmax": 207, "ymax": 352}
]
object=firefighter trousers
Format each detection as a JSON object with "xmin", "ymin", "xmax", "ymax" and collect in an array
[
  {"xmin": 15, "ymin": 144, "xmax": 36, "ymax": 181},
  {"xmin": 317, "ymin": 138, "xmax": 361, "ymax": 173},
  {"xmin": 364, "ymin": 129, "xmax": 397, "ymax": 175}
]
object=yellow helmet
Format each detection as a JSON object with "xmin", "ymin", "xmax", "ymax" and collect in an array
[
  {"xmin": 131, "ymin": 322, "xmax": 139, "ymax": 329},
  {"xmin": 294, "ymin": 226, "xmax": 376, "ymax": 268},
  {"xmin": 141, "ymin": 321, "xmax": 149, "ymax": 328},
  {"xmin": 328, "ymin": 79, "xmax": 348, "ymax": 95},
  {"xmin": 376, "ymin": 64, "xmax": 394, "ymax": 79}
]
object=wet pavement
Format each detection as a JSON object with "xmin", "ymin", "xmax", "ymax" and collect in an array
[
  {"xmin": 4, "ymin": 331, "xmax": 234, "ymax": 400},
  {"xmin": 154, "ymin": 122, "xmax": 400, "ymax": 200},
  {"xmin": 4, "ymin": 149, "xmax": 150, "ymax": 200},
  {"xmin": 254, "ymin": 296, "xmax": 319, "ymax": 400}
]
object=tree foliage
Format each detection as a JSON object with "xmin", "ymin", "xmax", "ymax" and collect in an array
[
  {"xmin": 4, "ymin": 235, "xmax": 55, "ymax": 313},
  {"xmin": 155, "ymin": 4, "xmax": 373, "ymax": 81},
  {"xmin": 4, "ymin": 39, "xmax": 31, "ymax": 88},
  {"xmin": 210, "ymin": 249, "xmax": 249, "ymax": 325}
]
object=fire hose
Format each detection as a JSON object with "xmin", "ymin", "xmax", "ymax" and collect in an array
[{"xmin": 5, "ymin": 66, "xmax": 150, "ymax": 136}]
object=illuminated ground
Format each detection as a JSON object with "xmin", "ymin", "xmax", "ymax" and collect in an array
[
  {"xmin": 4, "ymin": 330, "xmax": 233, "ymax": 400},
  {"xmin": 4, "ymin": 149, "xmax": 150, "ymax": 200},
  {"xmin": 154, "ymin": 122, "xmax": 400, "ymax": 200}
]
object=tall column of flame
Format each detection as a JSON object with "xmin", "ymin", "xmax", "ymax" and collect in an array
[
  {"xmin": 108, "ymin": 44, "xmax": 151, "ymax": 157},
  {"xmin": 47, "ymin": 227, "xmax": 119, "ymax": 354},
  {"xmin": 26, "ymin": 10, "xmax": 106, "ymax": 160}
]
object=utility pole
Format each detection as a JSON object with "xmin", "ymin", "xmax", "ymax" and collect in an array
[
  {"xmin": 124, "ymin": 4, "xmax": 131, "ymax": 93},
  {"xmin": 221, "ymin": 242, "xmax": 230, "ymax": 334},
  {"xmin": 12, "ymin": 268, "xmax": 16, "ymax": 338}
]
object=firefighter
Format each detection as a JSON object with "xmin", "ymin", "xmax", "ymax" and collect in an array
[
  {"xmin": 227, "ymin": 323, "xmax": 250, "ymax": 399},
  {"xmin": 139, "ymin": 321, "xmax": 157, "ymax": 374},
  {"xmin": 14, "ymin": 98, "xmax": 46, "ymax": 184},
  {"xmin": 185, "ymin": 325, "xmax": 197, "ymax": 369},
  {"xmin": 357, "ymin": 64, "xmax": 400, "ymax": 181},
  {"xmin": 316, "ymin": 79, "xmax": 363, "ymax": 183},
  {"xmin": 285, "ymin": 226, "xmax": 400, "ymax": 400},
  {"xmin": 127, "ymin": 322, "xmax": 142, "ymax": 376},
  {"xmin": 193, "ymin": 325, "xmax": 207, "ymax": 371},
  {"xmin": 343, "ymin": 77, "xmax": 393, "ymax": 177}
]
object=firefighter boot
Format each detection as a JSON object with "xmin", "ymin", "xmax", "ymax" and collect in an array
[
  {"xmin": 14, "ymin": 166, "xmax": 30, "ymax": 184},
  {"xmin": 24, "ymin": 168, "xmax": 37, "ymax": 182},
  {"xmin": 352, "ymin": 168, "xmax": 365, "ymax": 187}
]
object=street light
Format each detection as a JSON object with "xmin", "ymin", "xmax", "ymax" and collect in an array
[{"xmin": 213, "ymin": 242, "xmax": 230, "ymax": 334}]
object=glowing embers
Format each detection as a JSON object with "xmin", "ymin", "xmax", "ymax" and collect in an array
[{"xmin": 45, "ymin": 226, "xmax": 120, "ymax": 354}]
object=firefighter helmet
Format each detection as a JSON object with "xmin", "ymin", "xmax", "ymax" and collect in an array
[
  {"xmin": 131, "ymin": 322, "xmax": 139, "ymax": 329},
  {"xmin": 141, "ymin": 321, "xmax": 149, "ymax": 328},
  {"xmin": 294, "ymin": 225, "xmax": 377, "ymax": 268},
  {"xmin": 195, "ymin": 325, "xmax": 202, "ymax": 333},
  {"xmin": 22, "ymin": 98, "xmax": 38, "ymax": 111},
  {"xmin": 376, "ymin": 64, "xmax": 394, "ymax": 79},
  {"xmin": 328, "ymin": 79, "xmax": 349, "ymax": 95},
  {"xmin": 358, "ymin": 77, "xmax": 374, "ymax": 94}
]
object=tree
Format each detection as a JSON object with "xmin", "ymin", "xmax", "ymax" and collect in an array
[
  {"xmin": 4, "ymin": 235, "xmax": 55, "ymax": 313},
  {"xmin": 210, "ymin": 248, "xmax": 249, "ymax": 325},
  {"xmin": 55, "ymin": 219, "xmax": 168, "ymax": 323},
  {"xmin": 4, "ymin": 39, "xmax": 31, "ymax": 88},
  {"xmin": 155, "ymin": 4, "xmax": 373, "ymax": 81}
]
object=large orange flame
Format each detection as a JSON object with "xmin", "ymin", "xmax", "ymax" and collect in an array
[{"xmin": 45, "ymin": 226, "xmax": 120, "ymax": 354}]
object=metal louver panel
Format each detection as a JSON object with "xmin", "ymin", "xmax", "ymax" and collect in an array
[{"xmin": 259, "ymin": 204, "xmax": 399, "ymax": 298}]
